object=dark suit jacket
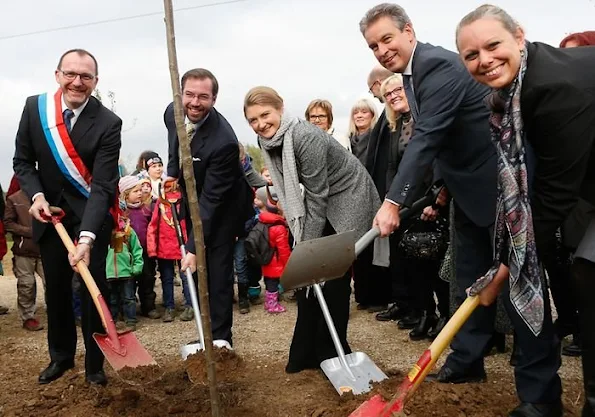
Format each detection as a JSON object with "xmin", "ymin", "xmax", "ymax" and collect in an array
[
  {"xmin": 164, "ymin": 105, "xmax": 254, "ymax": 252},
  {"xmin": 386, "ymin": 42, "xmax": 498, "ymax": 227},
  {"xmin": 521, "ymin": 42, "xmax": 595, "ymax": 255},
  {"xmin": 13, "ymin": 94, "xmax": 122, "ymax": 242}
]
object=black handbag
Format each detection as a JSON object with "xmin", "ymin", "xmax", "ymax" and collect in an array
[{"xmin": 398, "ymin": 216, "xmax": 449, "ymax": 260}]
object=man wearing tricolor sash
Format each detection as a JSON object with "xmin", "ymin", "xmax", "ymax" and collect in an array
[{"xmin": 13, "ymin": 49, "xmax": 122, "ymax": 387}]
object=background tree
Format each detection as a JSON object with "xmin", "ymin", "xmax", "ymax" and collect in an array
[{"xmin": 245, "ymin": 143, "xmax": 263, "ymax": 173}]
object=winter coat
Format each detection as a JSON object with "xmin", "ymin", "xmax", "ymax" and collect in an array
[
  {"xmin": 127, "ymin": 204, "xmax": 152, "ymax": 251},
  {"xmin": 106, "ymin": 227, "xmax": 144, "ymax": 280},
  {"xmin": 4, "ymin": 190, "xmax": 40, "ymax": 258},
  {"xmin": 146, "ymin": 198, "xmax": 186, "ymax": 260},
  {"xmin": 259, "ymin": 211, "xmax": 291, "ymax": 278}
]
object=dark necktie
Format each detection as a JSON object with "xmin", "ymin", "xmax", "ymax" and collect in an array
[
  {"xmin": 402, "ymin": 74, "xmax": 419, "ymax": 121},
  {"xmin": 63, "ymin": 109, "xmax": 74, "ymax": 132}
]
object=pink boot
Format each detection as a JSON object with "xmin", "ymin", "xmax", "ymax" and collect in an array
[{"xmin": 265, "ymin": 291, "xmax": 286, "ymax": 314}]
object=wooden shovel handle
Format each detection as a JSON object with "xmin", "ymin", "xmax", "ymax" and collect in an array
[
  {"xmin": 53, "ymin": 222, "xmax": 110, "ymax": 331},
  {"xmin": 380, "ymin": 296, "xmax": 480, "ymax": 415}
]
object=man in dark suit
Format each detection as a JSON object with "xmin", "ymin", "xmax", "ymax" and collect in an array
[
  {"xmin": 165, "ymin": 68, "xmax": 254, "ymax": 347},
  {"xmin": 360, "ymin": 4, "xmax": 499, "ymax": 382},
  {"xmin": 13, "ymin": 49, "xmax": 121, "ymax": 386}
]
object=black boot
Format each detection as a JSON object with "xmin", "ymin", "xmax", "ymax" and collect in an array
[
  {"xmin": 562, "ymin": 333, "xmax": 582, "ymax": 357},
  {"xmin": 572, "ymin": 258, "xmax": 595, "ymax": 417},
  {"xmin": 238, "ymin": 283, "xmax": 250, "ymax": 314},
  {"xmin": 409, "ymin": 311, "xmax": 438, "ymax": 341},
  {"xmin": 398, "ymin": 311, "xmax": 421, "ymax": 330},
  {"xmin": 427, "ymin": 315, "xmax": 449, "ymax": 340}
]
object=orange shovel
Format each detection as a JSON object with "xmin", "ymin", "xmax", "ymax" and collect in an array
[
  {"xmin": 42, "ymin": 208, "xmax": 157, "ymax": 371},
  {"xmin": 349, "ymin": 296, "xmax": 480, "ymax": 417}
]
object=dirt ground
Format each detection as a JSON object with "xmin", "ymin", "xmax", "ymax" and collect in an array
[{"xmin": 0, "ymin": 255, "xmax": 585, "ymax": 417}]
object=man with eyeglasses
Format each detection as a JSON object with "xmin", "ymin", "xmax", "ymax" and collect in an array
[
  {"xmin": 164, "ymin": 68, "xmax": 254, "ymax": 349},
  {"xmin": 13, "ymin": 49, "xmax": 122, "ymax": 386}
]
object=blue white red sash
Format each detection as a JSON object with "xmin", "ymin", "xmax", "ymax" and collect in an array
[{"xmin": 37, "ymin": 89, "xmax": 92, "ymax": 198}]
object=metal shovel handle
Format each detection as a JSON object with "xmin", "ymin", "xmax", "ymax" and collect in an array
[
  {"xmin": 313, "ymin": 283, "xmax": 356, "ymax": 381},
  {"xmin": 170, "ymin": 203, "xmax": 205, "ymax": 349}
]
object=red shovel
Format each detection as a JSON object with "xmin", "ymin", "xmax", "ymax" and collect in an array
[
  {"xmin": 349, "ymin": 296, "xmax": 480, "ymax": 416},
  {"xmin": 42, "ymin": 208, "xmax": 157, "ymax": 371}
]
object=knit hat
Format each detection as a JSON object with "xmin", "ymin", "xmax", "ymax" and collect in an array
[
  {"xmin": 144, "ymin": 152, "xmax": 163, "ymax": 170},
  {"xmin": 118, "ymin": 175, "xmax": 140, "ymax": 194},
  {"xmin": 255, "ymin": 185, "xmax": 279, "ymax": 214}
]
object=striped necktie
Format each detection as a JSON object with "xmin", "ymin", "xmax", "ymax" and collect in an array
[{"xmin": 63, "ymin": 109, "xmax": 74, "ymax": 132}]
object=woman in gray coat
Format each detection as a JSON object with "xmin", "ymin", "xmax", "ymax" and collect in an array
[{"xmin": 244, "ymin": 86, "xmax": 381, "ymax": 373}]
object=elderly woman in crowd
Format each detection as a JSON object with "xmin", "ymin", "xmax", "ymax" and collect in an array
[
  {"xmin": 456, "ymin": 5, "xmax": 595, "ymax": 416},
  {"xmin": 348, "ymin": 98, "xmax": 378, "ymax": 165},
  {"xmin": 305, "ymin": 99, "xmax": 351, "ymax": 150},
  {"xmin": 379, "ymin": 74, "xmax": 450, "ymax": 341},
  {"xmin": 244, "ymin": 86, "xmax": 381, "ymax": 374}
]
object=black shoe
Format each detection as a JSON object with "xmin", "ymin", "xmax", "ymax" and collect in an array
[
  {"xmin": 427, "ymin": 365, "xmax": 487, "ymax": 384},
  {"xmin": 562, "ymin": 334, "xmax": 582, "ymax": 357},
  {"xmin": 427, "ymin": 316, "xmax": 448, "ymax": 340},
  {"xmin": 397, "ymin": 313, "xmax": 421, "ymax": 330},
  {"xmin": 86, "ymin": 370, "xmax": 108, "ymax": 386},
  {"xmin": 375, "ymin": 304, "xmax": 409, "ymax": 322},
  {"xmin": 484, "ymin": 332, "xmax": 507, "ymax": 355},
  {"xmin": 39, "ymin": 360, "xmax": 75, "ymax": 384},
  {"xmin": 409, "ymin": 312, "xmax": 438, "ymax": 341},
  {"xmin": 508, "ymin": 401, "xmax": 562, "ymax": 417}
]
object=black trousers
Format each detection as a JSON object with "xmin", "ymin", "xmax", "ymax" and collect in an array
[
  {"xmin": 573, "ymin": 258, "xmax": 595, "ymax": 416},
  {"xmin": 39, "ymin": 212, "xmax": 112, "ymax": 374},
  {"xmin": 137, "ymin": 253, "xmax": 157, "ymax": 314},
  {"xmin": 388, "ymin": 232, "xmax": 415, "ymax": 311},
  {"xmin": 353, "ymin": 245, "xmax": 391, "ymax": 307},
  {"xmin": 407, "ymin": 257, "xmax": 449, "ymax": 315},
  {"xmin": 445, "ymin": 205, "xmax": 561, "ymax": 403},
  {"xmin": 193, "ymin": 239, "xmax": 235, "ymax": 344},
  {"xmin": 286, "ymin": 274, "xmax": 352, "ymax": 373}
]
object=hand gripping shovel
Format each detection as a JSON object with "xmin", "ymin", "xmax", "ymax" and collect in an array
[
  {"xmin": 280, "ymin": 186, "xmax": 444, "ymax": 396},
  {"xmin": 349, "ymin": 296, "xmax": 480, "ymax": 416},
  {"xmin": 157, "ymin": 186, "xmax": 206, "ymax": 359},
  {"xmin": 42, "ymin": 208, "xmax": 157, "ymax": 371}
]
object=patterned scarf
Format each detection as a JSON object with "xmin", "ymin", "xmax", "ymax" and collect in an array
[
  {"xmin": 469, "ymin": 46, "xmax": 544, "ymax": 336},
  {"xmin": 258, "ymin": 115, "xmax": 306, "ymax": 243}
]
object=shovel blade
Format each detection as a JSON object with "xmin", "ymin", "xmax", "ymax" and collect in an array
[
  {"xmin": 349, "ymin": 394, "xmax": 404, "ymax": 417},
  {"xmin": 320, "ymin": 352, "xmax": 388, "ymax": 396},
  {"xmin": 180, "ymin": 343, "xmax": 204, "ymax": 360},
  {"xmin": 281, "ymin": 230, "xmax": 357, "ymax": 291},
  {"xmin": 93, "ymin": 331, "xmax": 157, "ymax": 371}
]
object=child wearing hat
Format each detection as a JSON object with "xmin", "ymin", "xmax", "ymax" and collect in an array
[
  {"xmin": 253, "ymin": 186, "xmax": 290, "ymax": 313},
  {"xmin": 121, "ymin": 174, "xmax": 160, "ymax": 319},
  {"xmin": 105, "ymin": 176, "xmax": 145, "ymax": 331},
  {"xmin": 144, "ymin": 151, "xmax": 165, "ymax": 200}
]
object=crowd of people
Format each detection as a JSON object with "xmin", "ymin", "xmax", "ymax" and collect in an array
[{"xmin": 1, "ymin": 3, "xmax": 594, "ymax": 416}]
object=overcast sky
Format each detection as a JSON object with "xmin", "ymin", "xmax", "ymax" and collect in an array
[{"xmin": 0, "ymin": 0, "xmax": 593, "ymax": 188}]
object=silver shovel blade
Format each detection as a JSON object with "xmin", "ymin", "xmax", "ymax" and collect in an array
[
  {"xmin": 320, "ymin": 352, "xmax": 388, "ymax": 395},
  {"xmin": 180, "ymin": 342, "xmax": 204, "ymax": 360},
  {"xmin": 281, "ymin": 230, "xmax": 357, "ymax": 291}
]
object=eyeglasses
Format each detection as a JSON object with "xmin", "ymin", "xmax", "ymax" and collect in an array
[
  {"xmin": 383, "ymin": 86, "xmax": 404, "ymax": 100},
  {"xmin": 309, "ymin": 114, "xmax": 328, "ymax": 121},
  {"xmin": 368, "ymin": 80, "xmax": 380, "ymax": 94},
  {"xmin": 59, "ymin": 70, "xmax": 96, "ymax": 82},
  {"xmin": 184, "ymin": 91, "xmax": 213, "ymax": 102}
]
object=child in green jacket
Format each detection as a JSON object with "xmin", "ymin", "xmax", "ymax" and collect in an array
[{"xmin": 106, "ymin": 218, "xmax": 144, "ymax": 331}]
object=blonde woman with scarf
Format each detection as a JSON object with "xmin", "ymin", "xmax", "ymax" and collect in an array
[
  {"xmin": 244, "ymin": 86, "xmax": 382, "ymax": 374},
  {"xmin": 457, "ymin": 5, "xmax": 595, "ymax": 417}
]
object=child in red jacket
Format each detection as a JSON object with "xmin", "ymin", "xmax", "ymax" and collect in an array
[{"xmin": 258, "ymin": 187, "xmax": 291, "ymax": 314}]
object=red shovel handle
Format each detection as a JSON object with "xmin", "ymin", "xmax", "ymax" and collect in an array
[{"xmin": 47, "ymin": 210, "xmax": 125, "ymax": 356}]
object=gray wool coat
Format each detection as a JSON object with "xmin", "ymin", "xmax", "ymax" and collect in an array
[{"xmin": 266, "ymin": 120, "xmax": 381, "ymax": 242}]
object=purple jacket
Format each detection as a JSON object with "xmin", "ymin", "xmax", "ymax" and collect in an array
[{"xmin": 127, "ymin": 205, "xmax": 152, "ymax": 251}]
